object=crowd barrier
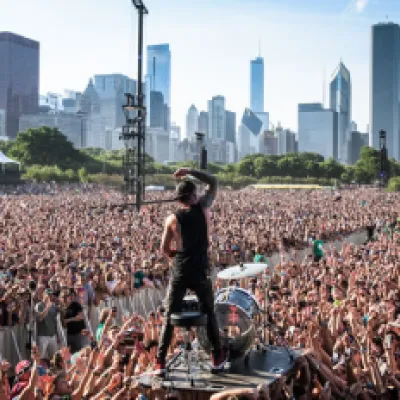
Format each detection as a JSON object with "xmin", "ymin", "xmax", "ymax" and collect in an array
[
  {"xmin": 0, "ymin": 231, "xmax": 367, "ymax": 369},
  {"xmin": 0, "ymin": 287, "xmax": 166, "ymax": 371},
  {"xmin": 263, "ymin": 230, "xmax": 368, "ymax": 271}
]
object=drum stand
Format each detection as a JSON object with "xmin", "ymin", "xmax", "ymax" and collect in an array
[
  {"xmin": 257, "ymin": 274, "xmax": 295, "ymax": 364},
  {"xmin": 256, "ymin": 273, "xmax": 270, "ymax": 352}
]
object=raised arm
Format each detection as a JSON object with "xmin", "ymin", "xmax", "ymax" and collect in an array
[{"xmin": 174, "ymin": 168, "xmax": 218, "ymax": 208}]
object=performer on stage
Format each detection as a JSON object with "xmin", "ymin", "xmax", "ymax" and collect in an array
[{"xmin": 155, "ymin": 167, "xmax": 225, "ymax": 376}]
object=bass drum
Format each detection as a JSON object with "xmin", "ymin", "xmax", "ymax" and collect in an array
[
  {"xmin": 215, "ymin": 287, "xmax": 261, "ymax": 319},
  {"xmin": 198, "ymin": 288, "xmax": 258, "ymax": 360}
]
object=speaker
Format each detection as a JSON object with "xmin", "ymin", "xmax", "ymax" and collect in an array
[{"xmin": 200, "ymin": 148, "xmax": 207, "ymax": 170}]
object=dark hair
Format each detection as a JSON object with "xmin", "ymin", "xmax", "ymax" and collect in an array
[{"xmin": 175, "ymin": 180, "xmax": 196, "ymax": 204}]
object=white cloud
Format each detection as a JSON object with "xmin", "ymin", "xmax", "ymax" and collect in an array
[
  {"xmin": 356, "ymin": 0, "xmax": 368, "ymax": 13},
  {"xmin": 341, "ymin": 0, "xmax": 369, "ymax": 18}
]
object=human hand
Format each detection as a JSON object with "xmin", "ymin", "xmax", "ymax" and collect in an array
[
  {"xmin": 173, "ymin": 168, "xmax": 191, "ymax": 179},
  {"xmin": 60, "ymin": 347, "xmax": 71, "ymax": 363},
  {"xmin": 108, "ymin": 372, "xmax": 123, "ymax": 392},
  {"xmin": 0, "ymin": 360, "xmax": 10, "ymax": 372}
]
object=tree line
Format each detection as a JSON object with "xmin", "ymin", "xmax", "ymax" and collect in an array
[{"xmin": 0, "ymin": 127, "xmax": 398, "ymax": 188}]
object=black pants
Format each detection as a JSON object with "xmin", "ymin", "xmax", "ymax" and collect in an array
[
  {"xmin": 314, "ymin": 254, "xmax": 323, "ymax": 263},
  {"xmin": 157, "ymin": 270, "xmax": 221, "ymax": 362}
]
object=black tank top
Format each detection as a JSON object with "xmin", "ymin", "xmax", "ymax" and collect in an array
[{"xmin": 173, "ymin": 203, "xmax": 209, "ymax": 275}]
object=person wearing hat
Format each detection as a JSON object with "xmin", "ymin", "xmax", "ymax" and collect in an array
[{"xmin": 155, "ymin": 168, "xmax": 225, "ymax": 376}]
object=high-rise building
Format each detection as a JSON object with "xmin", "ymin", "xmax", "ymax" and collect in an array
[
  {"xmin": 0, "ymin": 32, "xmax": 40, "ymax": 138},
  {"xmin": 208, "ymin": 96, "xmax": 226, "ymax": 141},
  {"xmin": 225, "ymin": 110, "xmax": 236, "ymax": 144},
  {"xmin": 237, "ymin": 108, "xmax": 263, "ymax": 159},
  {"xmin": 79, "ymin": 79, "xmax": 101, "ymax": 115},
  {"xmin": 19, "ymin": 112, "xmax": 87, "ymax": 149},
  {"xmin": 370, "ymin": 22, "xmax": 400, "ymax": 160},
  {"xmin": 79, "ymin": 79, "xmax": 107, "ymax": 149},
  {"xmin": 163, "ymin": 104, "xmax": 170, "ymax": 131},
  {"xmin": 260, "ymin": 131, "xmax": 278, "ymax": 155},
  {"xmin": 298, "ymin": 103, "xmax": 338, "ymax": 160},
  {"xmin": 146, "ymin": 44, "xmax": 171, "ymax": 129},
  {"xmin": 0, "ymin": 110, "xmax": 6, "ymax": 138},
  {"xmin": 149, "ymin": 91, "xmax": 165, "ymax": 128},
  {"xmin": 349, "ymin": 130, "xmax": 369, "ymax": 164},
  {"xmin": 185, "ymin": 104, "xmax": 199, "ymax": 140},
  {"xmin": 330, "ymin": 61, "xmax": 351, "ymax": 164},
  {"xmin": 40, "ymin": 92, "xmax": 63, "ymax": 111},
  {"xmin": 94, "ymin": 74, "xmax": 136, "ymax": 130},
  {"xmin": 276, "ymin": 127, "xmax": 297, "ymax": 155},
  {"xmin": 146, "ymin": 127, "xmax": 170, "ymax": 163},
  {"xmin": 255, "ymin": 112, "xmax": 269, "ymax": 134},
  {"xmin": 62, "ymin": 90, "xmax": 81, "ymax": 114},
  {"xmin": 170, "ymin": 123, "xmax": 181, "ymax": 141},
  {"xmin": 250, "ymin": 56, "xmax": 264, "ymax": 113},
  {"xmin": 198, "ymin": 111, "xmax": 209, "ymax": 136}
]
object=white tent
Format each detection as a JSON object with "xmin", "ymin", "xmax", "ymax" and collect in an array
[
  {"xmin": 0, "ymin": 152, "xmax": 19, "ymax": 165},
  {"xmin": 0, "ymin": 151, "xmax": 20, "ymax": 173}
]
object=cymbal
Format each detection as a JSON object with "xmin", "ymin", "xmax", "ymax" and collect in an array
[{"xmin": 217, "ymin": 263, "xmax": 269, "ymax": 280}]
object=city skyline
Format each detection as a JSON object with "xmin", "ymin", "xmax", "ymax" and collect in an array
[{"xmin": 1, "ymin": 0, "xmax": 400, "ymax": 134}]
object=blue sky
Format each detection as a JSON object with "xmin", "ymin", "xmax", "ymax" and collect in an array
[{"xmin": 0, "ymin": 0, "xmax": 399, "ymax": 133}]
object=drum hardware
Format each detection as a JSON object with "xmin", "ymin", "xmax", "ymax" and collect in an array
[
  {"xmin": 169, "ymin": 310, "xmax": 209, "ymax": 386},
  {"xmin": 212, "ymin": 263, "xmax": 281, "ymax": 365},
  {"xmin": 198, "ymin": 286, "xmax": 259, "ymax": 362}
]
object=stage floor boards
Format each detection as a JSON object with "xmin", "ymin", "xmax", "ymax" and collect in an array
[{"xmin": 140, "ymin": 346, "xmax": 302, "ymax": 394}]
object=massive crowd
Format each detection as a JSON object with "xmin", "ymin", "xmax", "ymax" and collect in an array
[{"xmin": 0, "ymin": 183, "xmax": 399, "ymax": 399}]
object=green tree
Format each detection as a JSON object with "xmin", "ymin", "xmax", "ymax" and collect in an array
[
  {"xmin": 277, "ymin": 155, "xmax": 307, "ymax": 178},
  {"xmin": 254, "ymin": 157, "xmax": 275, "ymax": 178},
  {"xmin": 9, "ymin": 127, "xmax": 84, "ymax": 167},
  {"xmin": 341, "ymin": 165, "xmax": 355, "ymax": 183},
  {"xmin": 387, "ymin": 177, "xmax": 400, "ymax": 192},
  {"xmin": 0, "ymin": 140, "xmax": 12, "ymax": 155},
  {"xmin": 305, "ymin": 160, "xmax": 321, "ymax": 178},
  {"xmin": 319, "ymin": 158, "xmax": 345, "ymax": 179},
  {"xmin": 354, "ymin": 146, "xmax": 380, "ymax": 183},
  {"xmin": 236, "ymin": 158, "xmax": 255, "ymax": 176}
]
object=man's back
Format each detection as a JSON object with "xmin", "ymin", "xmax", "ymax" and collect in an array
[
  {"xmin": 175, "ymin": 203, "xmax": 208, "ymax": 254},
  {"xmin": 173, "ymin": 203, "xmax": 209, "ymax": 276}
]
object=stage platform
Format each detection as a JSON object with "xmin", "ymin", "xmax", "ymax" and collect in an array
[{"xmin": 140, "ymin": 346, "xmax": 302, "ymax": 399}]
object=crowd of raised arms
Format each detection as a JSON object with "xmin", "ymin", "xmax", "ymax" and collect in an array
[{"xmin": 0, "ymin": 182, "xmax": 398, "ymax": 399}]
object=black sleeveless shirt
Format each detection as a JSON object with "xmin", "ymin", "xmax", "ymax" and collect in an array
[{"xmin": 173, "ymin": 203, "xmax": 209, "ymax": 276}]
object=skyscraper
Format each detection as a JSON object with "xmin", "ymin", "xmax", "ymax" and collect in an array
[
  {"xmin": 208, "ymin": 96, "xmax": 226, "ymax": 141},
  {"xmin": 225, "ymin": 110, "xmax": 236, "ymax": 144},
  {"xmin": 298, "ymin": 103, "xmax": 338, "ymax": 160},
  {"xmin": 150, "ymin": 91, "xmax": 165, "ymax": 128},
  {"xmin": 94, "ymin": 74, "xmax": 136, "ymax": 130},
  {"xmin": 198, "ymin": 111, "xmax": 209, "ymax": 137},
  {"xmin": 237, "ymin": 108, "xmax": 263, "ymax": 159},
  {"xmin": 146, "ymin": 44, "xmax": 171, "ymax": 129},
  {"xmin": 0, "ymin": 32, "xmax": 40, "ymax": 138},
  {"xmin": 370, "ymin": 22, "xmax": 400, "ymax": 160},
  {"xmin": 185, "ymin": 104, "xmax": 199, "ymax": 140},
  {"xmin": 250, "ymin": 56, "xmax": 264, "ymax": 113},
  {"xmin": 330, "ymin": 61, "xmax": 351, "ymax": 164}
]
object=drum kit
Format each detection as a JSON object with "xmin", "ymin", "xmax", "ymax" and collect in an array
[{"xmin": 183, "ymin": 262, "xmax": 273, "ymax": 368}]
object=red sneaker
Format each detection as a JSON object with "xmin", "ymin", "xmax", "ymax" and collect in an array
[
  {"xmin": 154, "ymin": 360, "xmax": 166, "ymax": 377},
  {"xmin": 211, "ymin": 351, "xmax": 226, "ymax": 372}
]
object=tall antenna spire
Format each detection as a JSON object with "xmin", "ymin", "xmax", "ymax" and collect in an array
[{"xmin": 258, "ymin": 38, "xmax": 261, "ymax": 57}]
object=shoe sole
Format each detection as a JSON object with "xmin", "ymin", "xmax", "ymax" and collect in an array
[{"xmin": 211, "ymin": 360, "xmax": 226, "ymax": 373}]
